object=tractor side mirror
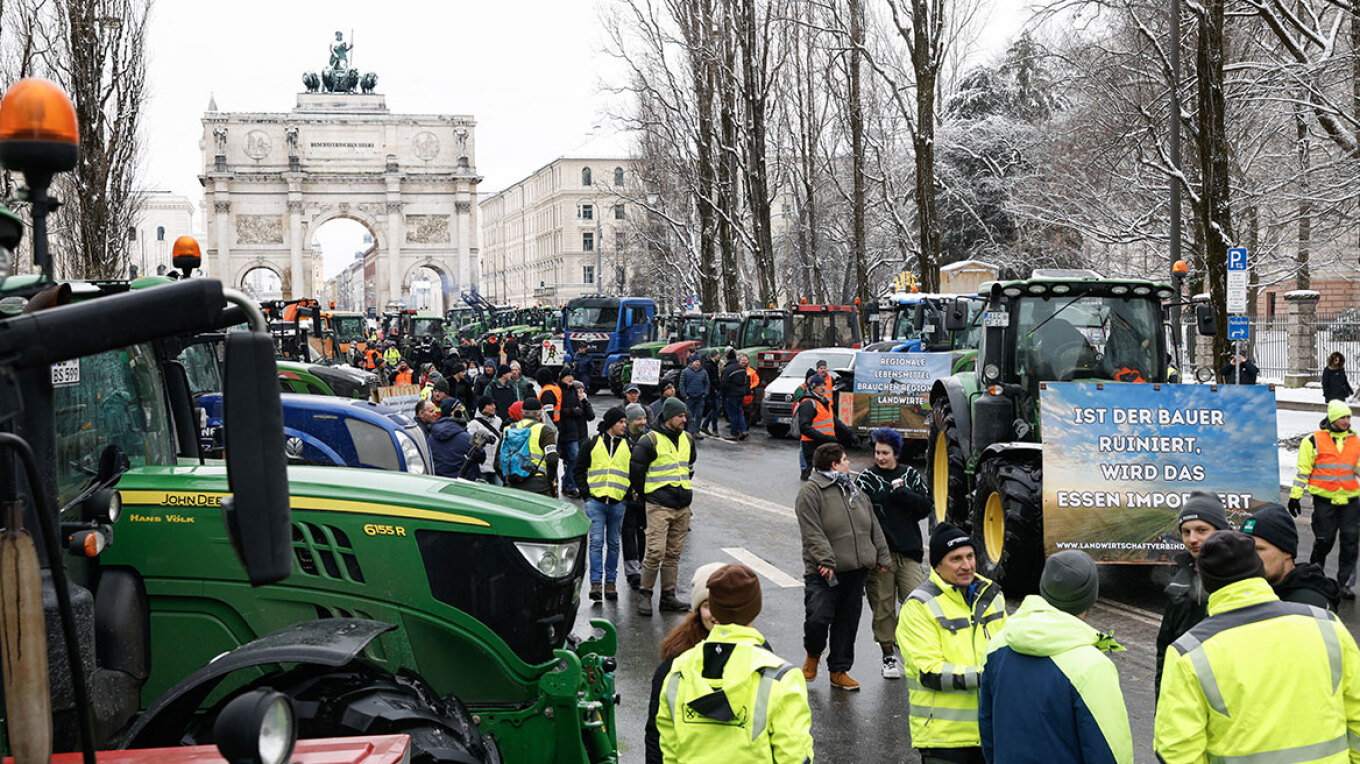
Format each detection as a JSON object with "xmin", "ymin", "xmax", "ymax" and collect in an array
[
  {"xmin": 1196, "ymin": 304, "xmax": 1218, "ymax": 337},
  {"xmin": 221, "ymin": 331, "xmax": 292, "ymax": 586},
  {"xmin": 943, "ymin": 299, "xmax": 968, "ymax": 333},
  {"xmin": 912, "ymin": 304, "xmax": 926, "ymax": 332}
]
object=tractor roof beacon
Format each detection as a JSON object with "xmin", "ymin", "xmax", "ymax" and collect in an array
[{"xmin": 924, "ymin": 270, "xmax": 1216, "ymax": 593}]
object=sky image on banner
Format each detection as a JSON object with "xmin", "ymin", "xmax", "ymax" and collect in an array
[
  {"xmin": 1039, "ymin": 382, "xmax": 1278, "ymax": 563},
  {"xmin": 844, "ymin": 351, "xmax": 952, "ymax": 437}
]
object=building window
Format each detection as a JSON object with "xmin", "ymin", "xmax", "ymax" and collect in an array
[
  {"xmin": 127, "ymin": 226, "xmax": 136, "ymax": 241},
  {"xmin": 583, "ymin": 264, "xmax": 595, "ymax": 285},
  {"xmin": 615, "ymin": 232, "xmax": 624, "ymax": 253},
  {"xmin": 579, "ymin": 204, "xmax": 593, "ymax": 221},
  {"xmin": 582, "ymin": 167, "xmax": 593, "ymax": 186},
  {"xmin": 614, "ymin": 167, "xmax": 624, "ymax": 186},
  {"xmin": 614, "ymin": 204, "xmax": 625, "ymax": 220},
  {"xmin": 582, "ymin": 232, "xmax": 594, "ymax": 252},
  {"xmin": 156, "ymin": 226, "xmax": 165, "ymax": 241}
]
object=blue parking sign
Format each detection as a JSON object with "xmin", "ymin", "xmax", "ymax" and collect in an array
[
  {"xmin": 1227, "ymin": 316, "xmax": 1250, "ymax": 341},
  {"xmin": 1228, "ymin": 247, "xmax": 1248, "ymax": 271}
]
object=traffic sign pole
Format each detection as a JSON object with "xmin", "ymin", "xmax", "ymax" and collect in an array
[{"xmin": 1226, "ymin": 247, "xmax": 1248, "ymax": 384}]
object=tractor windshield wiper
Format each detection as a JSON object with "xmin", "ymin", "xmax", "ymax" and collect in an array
[{"xmin": 1025, "ymin": 294, "xmax": 1085, "ymax": 339}]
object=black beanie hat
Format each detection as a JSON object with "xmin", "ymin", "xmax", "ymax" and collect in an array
[
  {"xmin": 1178, "ymin": 491, "xmax": 1230, "ymax": 531},
  {"xmin": 598, "ymin": 406, "xmax": 627, "ymax": 433},
  {"xmin": 1241, "ymin": 505, "xmax": 1298, "ymax": 559},
  {"xmin": 1197, "ymin": 531, "xmax": 1266, "ymax": 593},
  {"xmin": 930, "ymin": 522, "xmax": 975, "ymax": 568},
  {"xmin": 535, "ymin": 368, "xmax": 554, "ymax": 386}
]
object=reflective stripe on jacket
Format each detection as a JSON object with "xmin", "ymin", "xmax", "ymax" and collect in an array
[
  {"xmin": 980, "ymin": 595, "xmax": 1133, "ymax": 764},
  {"xmin": 656, "ymin": 623, "xmax": 814, "ymax": 764},
  {"xmin": 1153, "ymin": 577, "xmax": 1360, "ymax": 763},
  {"xmin": 644, "ymin": 429, "xmax": 693, "ymax": 493},
  {"xmin": 383, "ymin": 347, "xmax": 400, "ymax": 365},
  {"xmin": 540, "ymin": 383, "xmax": 563, "ymax": 422},
  {"xmin": 799, "ymin": 397, "xmax": 835, "ymax": 443},
  {"xmin": 587, "ymin": 435, "xmax": 631, "ymax": 502},
  {"xmin": 897, "ymin": 570, "xmax": 1007, "ymax": 750},
  {"xmin": 1293, "ymin": 429, "xmax": 1360, "ymax": 502}
]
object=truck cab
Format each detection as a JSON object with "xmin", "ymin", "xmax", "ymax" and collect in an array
[{"xmin": 563, "ymin": 295, "xmax": 656, "ymax": 391}]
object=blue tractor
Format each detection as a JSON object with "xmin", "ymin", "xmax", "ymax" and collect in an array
[{"xmin": 562, "ymin": 295, "xmax": 657, "ymax": 392}]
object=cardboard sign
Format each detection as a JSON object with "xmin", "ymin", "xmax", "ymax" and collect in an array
[
  {"xmin": 541, "ymin": 339, "xmax": 565, "ymax": 366},
  {"xmin": 1039, "ymin": 382, "xmax": 1278, "ymax": 562},
  {"xmin": 632, "ymin": 358, "xmax": 662, "ymax": 386},
  {"xmin": 374, "ymin": 384, "xmax": 422, "ymax": 409}
]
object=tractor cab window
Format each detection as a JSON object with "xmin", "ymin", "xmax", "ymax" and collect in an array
[
  {"xmin": 54, "ymin": 344, "xmax": 175, "ymax": 506},
  {"xmin": 566, "ymin": 304, "xmax": 620, "ymax": 332},
  {"xmin": 1015, "ymin": 294, "xmax": 1161, "ymax": 388},
  {"xmin": 791, "ymin": 311, "xmax": 858, "ymax": 349},
  {"xmin": 411, "ymin": 318, "xmax": 443, "ymax": 338},
  {"xmin": 890, "ymin": 304, "xmax": 950, "ymax": 348},
  {"xmin": 178, "ymin": 342, "xmax": 223, "ymax": 397},
  {"xmin": 333, "ymin": 315, "xmax": 365, "ymax": 341},
  {"xmin": 678, "ymin": 319, "xmax": 708, "ymax": 343},
  {"xmin": 739, "ymin": 316, "xmax": 786, "ymax": 348}
]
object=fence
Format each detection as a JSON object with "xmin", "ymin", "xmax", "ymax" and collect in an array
[{"xmin": 1220, "ymin": 314, "xmax": 1360, "ymax": 383}]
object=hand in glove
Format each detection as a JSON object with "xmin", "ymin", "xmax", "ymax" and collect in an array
[{"xmin": 1288, "ymin": 497, "xmax": 1302, "ymax": 517}]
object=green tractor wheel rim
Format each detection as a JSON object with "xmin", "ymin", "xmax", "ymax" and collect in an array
[
  {"xmin": 932, "ymin": 431, "xmax": 949, "ymax": 523},
  {"xmin": 984, "ymin": 491, "xmax": 1005, "ymax": 564}
]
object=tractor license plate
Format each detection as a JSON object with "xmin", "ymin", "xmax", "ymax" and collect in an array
[
  {"xmin": 51, "ymin": 359, "xmax": 80, "ymax": 387},
  {"xmin": 982, "ymin": 311, "xmax": 1010, "ymax": 328}
]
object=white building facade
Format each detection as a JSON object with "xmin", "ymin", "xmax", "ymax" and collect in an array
[{"xmin": 130, "ymin": 191, "xmax": 197, "ymax": 277}]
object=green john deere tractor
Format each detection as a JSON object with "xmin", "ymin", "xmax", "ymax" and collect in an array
[{"xmin": 925, "ymin": 270, "xmax": 1214, "ymax": 592}]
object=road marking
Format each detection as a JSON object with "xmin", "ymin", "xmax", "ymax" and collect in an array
[
  {"xmin": 691, "ymin": 477, "xmax": 795, "ymax": 519},
  {"xmin": 722, "ymin": 546, "xmax": 803, "ymax": 588},
  {"xmin": 1093, "ymin": 599, "xmax": 1161, "ymax": 628}
]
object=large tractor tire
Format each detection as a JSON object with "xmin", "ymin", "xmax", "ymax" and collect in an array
[
  {"xmin": 197, "ymin": 664, "xmax": 500, "ymax": 764},
  {"xmin": 925, "ymin": 395, "xmax": 970, "ymax": 531},
  {"xmin": 520, "ymin": 345, "xmax": 541, "ymax": 381},
  {"xmin": 968, "ymin": 456, "xmax": 1043, "ymax": 595},
  {"xmin": 606, "ymin": 360, "xmax": 627, "ymax": 397}
]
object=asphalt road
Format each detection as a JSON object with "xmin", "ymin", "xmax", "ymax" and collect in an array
[{"xmin": 567, "ymin": 395, "xmax": 1358, "ymax": 763}]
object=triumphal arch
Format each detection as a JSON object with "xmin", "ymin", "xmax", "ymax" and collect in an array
[{"xmin": 200, "ymin": 32, "xmax": 480, "ymax": 305}]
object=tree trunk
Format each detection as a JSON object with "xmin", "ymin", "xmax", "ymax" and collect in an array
[
  {"xmin": 1194, "ymin": 0, "xmax": 1234, "ymax": 365},
  {"xmin": 910, "ymin": 0, "xmax": 942, "ymax": 293},
  {"xmin": 848, "ymin": 0, "xmax": 870, "ymax": 322},
  {"xmin": 739, "ymin": 0, "xmax": 777, "ymax": 306}
]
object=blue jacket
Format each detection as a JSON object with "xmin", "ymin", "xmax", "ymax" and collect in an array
[
  {"xmin": 979, "ymin": 595, "xmax": 1133, "ymax": 764},
  {"xmin": 678, "ymin": 365, "xmax": 709, "ymax": 400},
  {"xmin": 428, "ymin": 418, "xmax": 472, "ymax": 478}
]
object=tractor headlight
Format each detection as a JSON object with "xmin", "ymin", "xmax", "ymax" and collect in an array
[
  {"xmin": 514, "ymin": 540, "xmax": 581, "ymax": 578},
  {"xmin": 394, "ymin": 430, "xmax": 426, "ymax": 474},
  {"xmin": 213, "ymin": 689, "xmax": 296, "ymax": 764},
  {"xmin": 983, "ymin": 363, "xmax": 1000, "ymax": 382}
]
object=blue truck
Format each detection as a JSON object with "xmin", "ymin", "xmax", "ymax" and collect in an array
[{"xmin": 562, "ymin": 295, "xmax": 657, "ymax": 393}]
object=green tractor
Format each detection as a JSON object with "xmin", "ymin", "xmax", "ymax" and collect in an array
[
  {"xmin": 925, "ymin": 270, "xmax": 1214, "ymax": 592},
  {"xmin": 606, "ymin": 313, "xmax": 711, "ymax": 398}
]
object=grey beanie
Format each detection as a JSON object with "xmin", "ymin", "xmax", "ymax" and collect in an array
[
  {"xmin": 1039, "ymin": 550, "xmax": 1099, "ymax": 615},
  {"xmin": 624, "ymin": 403, "xmax": 649, "ymax": 421},
  {"xmin": 1178, "ymin": 490, "xmax": 1230, "ymax": 531}
]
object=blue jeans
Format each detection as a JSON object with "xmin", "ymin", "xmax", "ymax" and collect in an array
[
  {"xmin": 685, "ymin": 396, "xmax": 705, "ymax": 434},
  {"xmin": 703, "ymin": 391, "xmax": 721, "ymax": 430},
  {"xmin": 585, "ymin": 499, "xmax": 626, "ymax": 584},
  {"xmin": 724, "ymin": 395, "xmax": 747, "ymax": 437},
  {"xmin": 559, "ymin": 437, "xmax": 581, "ymax": 493}
]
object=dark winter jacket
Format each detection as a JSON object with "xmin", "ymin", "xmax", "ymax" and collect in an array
[
  {"xmin": 795, "ymin": 470, "xmax": 890, "ymax": 576},
  {"xmin": 1275, "ymin": 561, "xmax": 1341, "ymax": 611},
  {"xmin": 856, "ymin": 464, "xmax": 931, "ymax": 560},
  {"xmin": 678, "ymin": 365, "xmax": 709, "ymax": 400},
  {"xmin": 629, "ymin": 424, "xmax": 696, "ymax": 509},
  {"xmin": 720, "ymin": 363, "xmax": 750, "ymax": 398},
  {"xmin": 979, "ymin": 596, "xmax": 1133, "ymax": 764},
  {"xmin": 428, "ymin": 418, "xmax": 473, "ymax": 478},
  {"xmin": 550, "ymin": 386, "xmax": 591, "ymax": 442},
  {"xmin": 1155, "ymin": 551, "xmax": 1208, "ymax": 698},
  {"xmin": 702, "ymin": 357, "xmax": 721, "ymax": 393},
  {"xmin": 1217, "ymin": 358, "xmax": 1259, "ymax": 384},
  {"xmin": 1323, "ymin": 366, "xmax": 1354, "ymax": 403},
  {"xmin": 448, "ymin": 375, "xmax": 475, "ymax": 410},
  {"xmin": 488, "ymin": 377, "xmax": 521, "ymax": 422},
  {"xmin": 796, "ymin": 393, "xmax": 855, "ymax": 465}
]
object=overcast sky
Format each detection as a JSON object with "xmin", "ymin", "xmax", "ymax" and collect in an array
[{"xmin": 142, "ymin": 0, "xmax": 1025, "ymax": 279}]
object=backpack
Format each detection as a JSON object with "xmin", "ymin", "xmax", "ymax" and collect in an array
[{"xmin": 499, "ymin": 423, "xmax": 542, "ymax": 480}]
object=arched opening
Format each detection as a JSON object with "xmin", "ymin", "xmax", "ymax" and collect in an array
[
  {"xmin": 405, "ymin": 265, "xmax": 448, "ymax": 314},
  {"xmin": 241, "ymin": 266, "xmax": 283, "ymax": 301},
  {"xmin": 314, "ymin": 217, "xmax": 377, "ymax": 313}
]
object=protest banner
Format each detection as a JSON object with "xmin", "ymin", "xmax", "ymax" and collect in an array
[
  {"xmin": 1039, "ymin": 382, "xmax": 1278, "ymax": 562},
  {"xmin": 632, "ymin": 358, "xmax": 662, "ymax": 386},
  {"xmin": 838, "ymin": 351, "xmax": 952, "ymax": 438},
  {"xmin": 374, "ymin": 384, "xmax": 423, "ymax": 409}
]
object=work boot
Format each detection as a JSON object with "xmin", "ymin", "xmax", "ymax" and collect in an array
[
  {"xmin": 738, "ymin": 431, "xmax": 749, "ymax": 441},
  {"xmin": 658, "ymin": 590, "xmax": 689, "ymax": 613},
  {"xmin": 800, "ymin": 468, "xmax": 810, "ymax": 481},
  {"xmin": 802, "ymin": 654, "xmax": 820, "ymax": 682},
  {"xmin": 605, "ymin": 582, "xmax": 618, "ymax": 601},
  {"xmin": 637, "ymin": 589, "xmax": 654, "ymax": 616},
  {"xmin": 589, "ymin": 583, "xmax": 602, "ymax": 602},
  {"xmin": 830, "ymin": 672, "xmax": 860, "ymax": 691},
  {"xmin": 627, "ymin": 573, "xmax": 641, "ymax": 591}
]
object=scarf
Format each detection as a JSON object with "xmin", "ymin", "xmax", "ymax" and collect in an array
[{"xmin": 818, "ymin": 469, "xmax": 860, "ymax": 504}]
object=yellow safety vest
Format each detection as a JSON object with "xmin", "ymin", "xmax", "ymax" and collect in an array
[
  {"xmin": 1154, "ymin": 577, "xmax": 1360, "ymax": 763},
  {"xmin": 656, "ymin": 623, "xmax": 814, "ymax": 764},
  {"xmin": 586, "ymin": 435, "xmax": 631, "ymax": 502},
  {"xmin": 644, "ymin": 430, "xmax": 693, "ymax": 494},
  {"xmin": 896, "ymin": 570, "xmax": 1007, "ymax": 750}
]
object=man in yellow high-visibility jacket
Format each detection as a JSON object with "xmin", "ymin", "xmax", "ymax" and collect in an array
[
  {"xmin": 1154, "ymin": 530, "xmax": 1360, "ymax": 763},
  {"xmin": 1290, "ymin": 400, "xmax": 1360, "ymax": 599},
  {"xmin": 897, "ymin": 523, "xmax": 1007, "ymax": 764}
]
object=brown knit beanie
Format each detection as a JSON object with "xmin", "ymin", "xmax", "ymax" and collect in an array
[{"xmin": 705, "ymin": 564, "xmax": 763, "ymax": 625}]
